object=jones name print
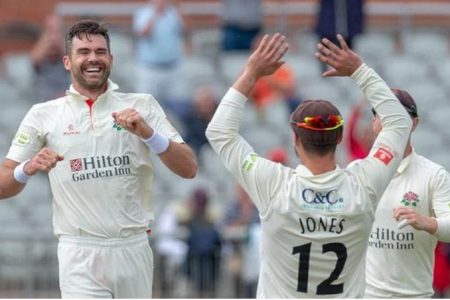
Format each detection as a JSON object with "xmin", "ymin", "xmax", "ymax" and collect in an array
[{"xmin": 299, "ymin": 216, "xmax": 346, "ymax": 234}]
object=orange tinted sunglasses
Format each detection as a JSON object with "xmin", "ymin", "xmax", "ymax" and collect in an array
[{"xmin": 290, "ymin": 114, "xmax": 344, "ymax": 131}]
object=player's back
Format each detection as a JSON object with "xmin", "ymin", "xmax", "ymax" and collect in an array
[{"xmin": 256, "ymin": 165, "xmax": 374, "ymax": 298}]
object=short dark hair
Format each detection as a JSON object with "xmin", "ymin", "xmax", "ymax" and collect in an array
[
  {"xmin": 372, "ymin": 88, "xmax": 418, "ymax": 118},
  {"xmin": 65, "ymin": 19, "xmax": 110, "ymax": 55},
  {"xmin": 290, "ymin": 100, "xmax": 343, "ymax": 156},
  {"xmin": 391, "ymin": 88, "xmax": 418, "ymax": 118}
]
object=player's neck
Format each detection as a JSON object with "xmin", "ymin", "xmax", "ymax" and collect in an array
[
  {"xmin": 72, "ymin": 82, "xmax": 107, "ymax": 101},
  {"xmin": 403, "ymin": 142, "xmax": 413, "ymax": 158},
  {"xmin": 301, "ymin": 154, "xmax": 337, "ymax": 175}
]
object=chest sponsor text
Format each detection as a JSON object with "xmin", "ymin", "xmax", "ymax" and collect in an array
[
  {"xmin": 368, "ymin": 227, "xmax": 415, "ymax": 250},
  {"xmin": 70, "ymin": 155, "xmax": 131, "ymax": 181}
]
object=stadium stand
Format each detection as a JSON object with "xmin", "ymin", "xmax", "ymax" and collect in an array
[{"xmin": 0, "ymin": 0, "xmax": 449, "ymax": 297}]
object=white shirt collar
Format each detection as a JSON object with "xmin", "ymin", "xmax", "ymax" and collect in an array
[{"xmin": 397, "ymin": 148, "xmax": 416, "ymax": 174}]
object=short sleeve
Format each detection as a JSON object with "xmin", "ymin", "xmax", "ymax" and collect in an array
[
  {"xmin": 6, "ymin": 106, "xmax": 45, "ymax": 163},
  {"xmin": 145, "ymin": 96, "xmax": 184, "ymax": 144}
]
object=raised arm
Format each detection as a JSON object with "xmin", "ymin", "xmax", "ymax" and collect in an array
[
  {"xmin": 317, "ymin": 34, "xmax": 413, "ymax": 202},
  {"xmin": 206, "ymin": 33, "xmax": 289, "ymax": 155},
  {"xmin": 205, "ymin": 34, "xmax": 289, "ymax": 214},
  {"xmin": 232, "ymin": 34, "xmax": 289, "ymax": 96}
]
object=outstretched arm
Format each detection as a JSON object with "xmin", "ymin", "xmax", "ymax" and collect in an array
[{"xmin": 317, "ymin": 34, "xmax": 413, "ymax": 204}]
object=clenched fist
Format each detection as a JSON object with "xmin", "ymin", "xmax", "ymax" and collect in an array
[
  {"xmin": 25, "ymin": 147, "xmax": 64, "ymax": 175},
  {"xmin": 112, "ymin": 109, "xmax": 153, "ymax": 139}
]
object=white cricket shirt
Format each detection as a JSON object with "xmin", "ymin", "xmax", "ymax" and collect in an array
[
  {"xmin": 206, "ymin": 64, "xmax": 412, "ymax": 298},
  {"xmin": 7, "ymin": 80, "xmax": 183, "ymax": 238},
  {"xmin": 365, "ymin": 151, "xmax": 450, "ymax": 298}
]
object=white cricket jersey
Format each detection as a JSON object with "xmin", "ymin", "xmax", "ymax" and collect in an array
[
  {"xmin": 206, "ymin": 64, "xmax": 412, "ymax": 298},
  {"xmin": 365, "ymin": 151, "xmax": 450, "ymax": 298},
  {"xmin": 7, "ymin": 80, "xmax": 183, "ymax": 238}
]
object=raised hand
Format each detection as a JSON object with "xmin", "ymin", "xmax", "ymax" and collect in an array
[
  {"xmin": 246, "ymin": 33, "xmax": 289, "ymax": 78},
  {"xmin": 315, "ymin": 34, "xmax": 363, "ymax": 77},
  {"xmin": 233, "ymin": 33, "xmax": 289, "ymax": 96},
  {"xmin": 25, "ymin": 147, "xmax": 64, "ymax": 175},
  {"xmin": 112, "ymin": 108, "xmax": 153, "ymax": 139}
]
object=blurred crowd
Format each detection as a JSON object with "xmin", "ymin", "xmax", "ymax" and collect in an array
[{"xmin": 1, "ymin": 0, "xmax": 450, "ymax": 298}]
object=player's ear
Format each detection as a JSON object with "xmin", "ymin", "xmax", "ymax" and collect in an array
[
  {"xmin": 411, "ymin": 117, "xmax": 419, "ymax": 132},
  {"xmin": 63, "ymin": 55, "xmax": 71, "ymax": 71},
  {"xmin": 293, "ymin": 132, "xmax": 300, "ymax": 146},
  {"xmin": 337, "ymin": 133, "xmax": 343, "ymax": 145}
]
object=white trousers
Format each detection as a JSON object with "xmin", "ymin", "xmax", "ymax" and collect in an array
[{"xmin": 58, "ymin": 233, "xmax": 153, "ymax": 298}]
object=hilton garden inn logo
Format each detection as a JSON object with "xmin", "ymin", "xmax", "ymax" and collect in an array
[{"xmin": 70, "ymin": 155, "xmax": 131, "ymax": 181}]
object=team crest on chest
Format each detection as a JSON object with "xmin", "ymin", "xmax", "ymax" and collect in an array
[
  {"xmin": 112, "ymin": 122, "xmax": 125, "ymax": 132},
  {"xmin": 401, "ymin": 191, "xmax": 419, "ymax": 207}
]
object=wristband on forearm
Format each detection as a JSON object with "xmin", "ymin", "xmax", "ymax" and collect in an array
[
  {"xmin": 13, "ymin": 159, "xmax": 31, "ymax": 184},
  {"xmin": 142, "ymin": 131, "xmax": 170, "ymax": 154}
]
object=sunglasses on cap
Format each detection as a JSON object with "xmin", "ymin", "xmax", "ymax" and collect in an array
[{"xmin": 290, "ymin": 114, "xmax": 344, "ymax": 131}]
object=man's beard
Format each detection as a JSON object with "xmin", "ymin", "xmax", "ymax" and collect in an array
[{"xmin": 73, "ymin": 67, "xmax": 110, "ymax": 91}]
